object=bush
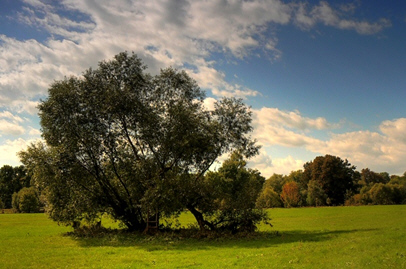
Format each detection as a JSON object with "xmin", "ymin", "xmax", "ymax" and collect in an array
[
  {"xmin": 0, "ymin": 198, "xmax": 4, "ymax": 209},
  {"xmin": 256, "ymin": 187, "xmax": 282, "ymax": 208},
  {"xmin": 197, "ymin": 152, "xmax": 269, "ymax": 233},
  {"xmin": 368, "ymin": 183, "xmax": 396, "ymax": 205},
  {"xmin": 345, "ymin": 194, "xmax": 364, "ymax": 206},
  {"xmin": 12, "ymin": 187, "xmax": 41, "ymax": 213}
]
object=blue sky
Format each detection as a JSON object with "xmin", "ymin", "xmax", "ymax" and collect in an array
[{"xmin": 1, "ymin": 0, "xmax": 405, "ymax": 177}]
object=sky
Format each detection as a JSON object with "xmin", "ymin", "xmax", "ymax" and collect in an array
[{"xmin": 1, "ymin": 0, "xmax": 406, "ymax": 177}]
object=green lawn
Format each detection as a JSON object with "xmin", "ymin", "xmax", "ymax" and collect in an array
[{"xmin": 1, "ymin": 205, "xmax": 405, "ymax": 268}]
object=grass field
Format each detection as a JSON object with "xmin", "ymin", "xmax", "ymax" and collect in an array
[{"xmin": 1, "ymin": 205, "xmax": 405, "ymax": 268}]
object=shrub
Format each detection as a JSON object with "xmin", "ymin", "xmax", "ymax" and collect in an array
[
  {"xmin": 368, "ymin": 183, "xmax": 394, "ymax": 205},
  {"xmin": 12, "ymin": 187, "xmax": 41, "ymax": 213},
  {"xmin": 345, "ymin": 194, "xmax": 364, "ymax": 206},
  {"xmin": 256, "ymin": 187, "xmax": 282, "ymax": 208},
  {"xmin": 197, "ymin": 152, "xmax": 269, "ymax": 233}
]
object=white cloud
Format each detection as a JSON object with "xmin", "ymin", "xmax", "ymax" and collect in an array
[
  {"xmin": 254, "ymin": 107, "xmax": 335, "ymax": 131},
  {"xmin": 0, "ymin": 111, "xmax": 24, "ymax": 123},
  {"xmin": 252, "ymin": 107, "xmax": 336, "ymax": 148},
  {"xmin": 247, "ymin": 148, "xmax": 304, "ymax": 177},
  {"xmin": 0, "ymin": 0, "xmax": 395, "ymax": 174},
  {"xmin": 252, "ymin": 105, "xmax": 406, "ymax": 175},
  {"xmin": 187, "ymin": 59, "xmax": 259, "ymax": 98},
  {"xmin": 294, "ymin": 1, "xmax": 391, "ymax": 34},
  {"xmin": 254, "ymin": 123, "xmax": 318, "ymax": 148},
  {"xmin": 0, "ymin": 138, "xmax": 37, "ymax": 166},
  {"xmin": 306, "ymin": 119, "xmax": 406, "ymax": 174},
  {"xmin": 380, "ymin": 118, "xmax": 406, "ymax": 143},
  {"xmin": 203, "ymin": 97, "xmax": 217, "ymax": 111},
  {"xmin": 0, "ymin": 0, "xmax": 391, "ymax": 114},
  {"xmin": 294, "ymin": 3, "xmax": 316, "ymax": 29},
  {"xmin": 0, "ymin": 111, "xmax": 27, "ymax": 136},
  {"xmin": 264, "ymin": 38, "xmax": 283, "ymax": 61},
  {"xmin": 337, "ymin": 18, "xmax": 391, "ymax": 35},
  {"xmin": 0, "ymin": 120, "xmax": 25, "ymax": 136},
  {"xmin": 0, "ymin": 35, "xmax": 80, "ymax": 112},
  {"xmin": 28, "ymin": 127, "xmax": 41, "ymax": 136},
  {"xmin": 306, "ymin": 128, "xmax": 406, "ymax": 174},
  {"xmin": 186, "ymin": 0, "xmax": 292, "ymax": 57},
  {"xmin": 18, "ymin": 5, "xmax": 95, "ymax": 41},
  {"xmin": 269, "ymin": 156, "xmax": 304, "ymax": 176}
]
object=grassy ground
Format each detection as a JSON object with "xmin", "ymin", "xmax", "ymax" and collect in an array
[{"xmin": 1, "ymin": 205, "xmax": 405, "ymax": 268}]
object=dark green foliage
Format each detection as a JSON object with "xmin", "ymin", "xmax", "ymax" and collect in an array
[
  {"xmin": 198, "ymin": 152, "xmax": 268, "ymax": 233},
  {"xmin": 344, "ymin": 169, "xmax": 406, "ymax": 206},
  {"xmin": 20, "ymin": 52, "xmax": 259, "ymax": 232},
  {"xmin": 264, "ymin": 174, "xmax": 286, "ymax": 194},
  {"xmin": 303, "ymin": 155, "xmax": 357, "ymax": 205},
  {"xmin": 256, "ymin": 186, "xmax": 282, "ymax": 208},
  {"xmin": 367, "ymin": 183, "xmax": 406, "ymax": 205},
  {"xmin": 0, "ymin": 165, "xmax": 31, "ymax": 208},
  {"xmin": 360, "ymin": 168, "xmax": 389, "ymax": 186},
  {"xmin": 12, "ymin": 187, "xmax": 41, "ymax": 213},
  {"xmin": 390, "ymin": 184, "xmax": 406, "ymax": 204},
  {"xmin": 368, "ymin": 183, "xmax": 395, "ymax": 205},
  {"xmin": 257, "ymin": 171, "xmax": 305, "ymax": 208},
  {"xmin": 306, "ymin": 180, "xmax": 327, "ymax": 206}
]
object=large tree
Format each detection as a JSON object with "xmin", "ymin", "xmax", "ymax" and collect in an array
[
  {"xmin": 20, "ymin": 52, "xmax": 259, "ymax": 231},
  {"xmin": 302, "ymin": 155, "xmax": 357, "ymax": 205}
]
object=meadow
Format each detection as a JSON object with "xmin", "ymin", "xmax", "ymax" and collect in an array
[{"xmin": 1, "ymin": 205, "xmax": 405, "ymax": 268}]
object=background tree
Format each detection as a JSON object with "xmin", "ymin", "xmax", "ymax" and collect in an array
[
  {"xmin": 20, "ymin": 52, "xmax": 259, "ymax": 231},
  {"xmin": 302, "ymin": 155, "xmax": 357, "ymax": 205},
  {"xmin": 285, "ymin": 170, "xmax": 307, "ymax": 205},
  {"xmin": 389, "ymin": 173, "xmax": 406, "ymax": 204},
  {"xmin": 306, "ymin": 180, "xmax": 327, "ymax": 206},
  {"xmin": 256, "ymin": 186, "xmax": 282, "ymax": 208},
  {"xmin": 360, "ymin": 168, "xmax": 389, "ymax": 186},
  {"xmin": 12, "ymin": 187, "xmax": 41, "ymax": 213},
  {"xmin": 0, "ymin": 165, "xmax": 31, "ymax": 208},
  {"xmin": 389, "ymin": 172, "xmax": 406, "ymax": 185},
  {"xmin": 280, "ymin": 181, "xmax": 301, "ymax": 208},
  {"xmin": 197, "ymin": 152, "xmax": 267, "ymax": 232},
  {"xmin": 367, "ymin": 183, "xmax": 395, "ymax": 205},
  {"xmin": 264, "ymin": 174, "xmax": 286, "ymax": 194}
]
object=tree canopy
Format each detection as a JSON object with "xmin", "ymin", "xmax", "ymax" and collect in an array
[
  {"xmin": 0, "ymin": 165, "xmax": 30, "ymax": 209},
  {"xmin": 20, "ymin": 52, "xmax": 261, "ymax": 231},
  {"xmin": 198, "ymin": 152, "xmax": 266, "ymax": 232},
  {"xmin": 302, "ymin": 155, "xmax": 358, "ymax": 205}
]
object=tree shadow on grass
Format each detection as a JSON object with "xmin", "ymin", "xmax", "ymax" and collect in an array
[{"xmin": 68, "ymin": 228, "xmax": 379, "ymax": 251}]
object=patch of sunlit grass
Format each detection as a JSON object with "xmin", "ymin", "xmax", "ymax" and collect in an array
[{"xmin": 1, "ymin": 205, "xmax": 405, "ymax": 268}]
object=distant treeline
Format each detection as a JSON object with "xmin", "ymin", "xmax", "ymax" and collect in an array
[
  {"xmin": 257, "ymin": 154, "xmax": 406, "ymax": 208},
  {"xmin": 1, "ymin": 154, "xmax": 405, "ymax": 212},
  {"xmin": 0, "ymin": 165, "xmax": 40, "ymax": 213}
]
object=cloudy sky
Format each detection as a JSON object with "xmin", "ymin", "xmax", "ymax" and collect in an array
[{"xmin": 1, "ymin": 0, "xmax": 405, "ymax": 177}]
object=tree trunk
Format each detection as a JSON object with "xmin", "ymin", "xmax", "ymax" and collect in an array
[{"xmin": 187, "ymin": 205, "xmax": 215, "ymax": 231}]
